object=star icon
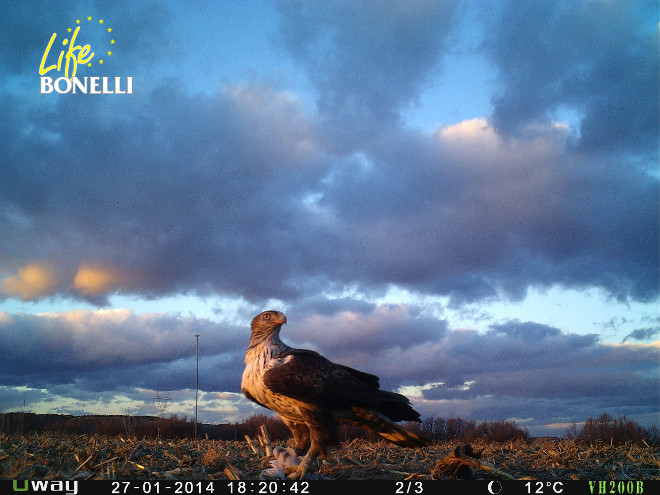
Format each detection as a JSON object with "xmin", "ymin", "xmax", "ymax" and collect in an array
[
  {"xmin": 88, "ymin": 62, "xmax": 92, "ymax": 67},
  {"xmin": 99, "ymin": 19, "xmax": 104, "ymax": 24},
  {"xmin": 76, "ymin": 19, "xmax": 80, "ymax": 24},
  {"xmin": 67, "ymin": 28, "xmax": 72, "ymax": 32},
  {"xmin": 87, "ymin": 16, "xmax": 92, "ymax": 21},
  {"xmin": 110, "ymin": 39, "xmax": 115, "ymax": 44},
  {"xmin": 107, "ymin": 28, "xmax": 112, "ymax": 33},
  {"xmin": 107, "ymin": 51, "xmax": 112, "ymax": 56},
  {"xmin": 99, "ymin": 60, "xmax": 104, "ymax": 64}
]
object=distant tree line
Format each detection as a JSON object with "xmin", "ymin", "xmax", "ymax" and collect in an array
[
  {"xmin": 404, "ymin": 416, "xmax": 529, "ymax": 443},
  {"xmin": 1, "ymin": 411, "xmax": 656, "ymax": 445},
  {"xmin": 566, "ymin": 413, "xmax": 659, "ymax": 445},
  {"xmin": 0, "ymin": 412, "xmax": 528, "ymax": 442},
  {"xmin": 0, "ymin": 412, "xmax": 268, "ymax": 441}
]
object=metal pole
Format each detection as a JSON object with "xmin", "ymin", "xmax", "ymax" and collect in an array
[{"xmin": 194, "ymin": 333, "xmax": 200, "ymax": 439}]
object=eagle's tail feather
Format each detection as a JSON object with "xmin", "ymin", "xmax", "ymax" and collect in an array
[{"xmin": 336, "ymin": 407, "xmax": 429, "ymax": 448}]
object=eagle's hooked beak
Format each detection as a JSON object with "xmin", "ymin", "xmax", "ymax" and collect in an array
[{"xmin": 275, "ymin": 312, "xmax": 287, "ymax": 325}]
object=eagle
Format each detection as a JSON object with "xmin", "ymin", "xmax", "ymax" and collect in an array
[{"xmin": 241, "ymin": 310, "xmax": 429, "ymax": 479}]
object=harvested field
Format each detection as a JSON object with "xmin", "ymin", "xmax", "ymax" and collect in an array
[{"xmin": 1, "ymin": 433, "xmax": 658, "ymax": 480}]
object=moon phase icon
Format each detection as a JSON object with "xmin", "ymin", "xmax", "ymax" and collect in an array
[{"xmin": 488, "ymin": 481, "xmax": 503, "ymax": 494}]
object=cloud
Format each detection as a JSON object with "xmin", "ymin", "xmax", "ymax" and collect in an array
[
  {"xmin": 272, "ymin": 307, "xmax": 658, "ymax": 426},
  {"xmin": 387, "ymin": 321, "xmax": 659, "ymax": 428},
  {"xmin": 0, "ymin": 309, "xmax": 245, "ymax": 386},
  {"xmin": 310, "ymin": 118, "xmax": 658, "ymax": 303},
  {"xmin": 481, "ymin": 0, "xmax": 659, "ymax": 154},
  {"xmin": 0, "ymin": 79, "xmax": 656, "ymax": 307},
  {"xmin": 623, "ymin": 327, "xmax": 660, "ymax": 343},
  {"xmin": 0, "ymin": 306, "xmax": 656, "ymax": 429},
  {"xmin": 276, "ymin": 0, "xmax": 460, "ymax": 141},
  {"xmin": 0, "ymin": 2, "xmax": 75, "ymax": 75},
  {"xmin": 72, "ymin": 264, "xmax": 124, "ymax": 296},
  {"xmin": 0, "ymin": 79, "xmax": 323, "ymax": 302},
  {"xmin": 0, "ymin": 2, "xmax": 657, "ymax": 310},
  {"xmin": 285, "ymin": 302, "xmax": 446, "ymax": 358},
  {"xmin": 1, "ymin": 263, "xmax": 57, "ymax": 300}
]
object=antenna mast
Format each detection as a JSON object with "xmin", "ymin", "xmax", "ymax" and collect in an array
[{"xmin": 194, "ymin": 333, "xmax": 200, "ymax": 439}]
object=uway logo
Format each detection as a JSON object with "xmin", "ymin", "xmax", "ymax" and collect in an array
[
  {"xmin": 39, "ymin": 15, "xmax": 132, "ymax": 94},
  {"xmin": 13, "ymin": 480, "xmax": 78, "ymax": 495}
]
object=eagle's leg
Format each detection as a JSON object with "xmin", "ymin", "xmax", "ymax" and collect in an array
[
  {"xmin": 281, "ymin": 417, "xmax": 310, "ymax": 455},
  {"xmin": 288, "ymin": 442, "xmax": 321, "ymax": 480},
  {"xmin": 288, "ymin": 415, "xmax": 336, "ymax": 480}
]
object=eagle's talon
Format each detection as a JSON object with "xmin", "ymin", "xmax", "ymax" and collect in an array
[
  {"xmin": 287, "ymin": 450, "xmax": 316, "ymax": 479},
  {"xmin": 287, "ymin": 468, "xmax": 303, "ymax": 480},
  {"xmin": 287, "ymin": 461, "xmax": 308, "ymax": 480}
]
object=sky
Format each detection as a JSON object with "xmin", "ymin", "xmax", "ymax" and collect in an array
[{"xmin": 0, "ymin": 0, "xmax": 658, "ymax": 438}]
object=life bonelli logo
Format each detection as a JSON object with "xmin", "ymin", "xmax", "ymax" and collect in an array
[{"xmin": 39, "ymin": 16, "xmax": 132, "ymax": 94}]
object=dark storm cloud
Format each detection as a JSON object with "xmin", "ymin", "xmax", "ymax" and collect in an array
[
  {"xmin": 1, "ymin": 89, "xmax": 657, "ymax": 307},
  {"xmin": 0, "ymin": 80, "xmax": 326, "ymax": 302},
  {"xmin": 3, "ymin": 308, "xmax": 655, "ymax": 427},
  {"xmin": 481, "ymin": 0, "xmax": 659, "ymax": 155},
  {"xmin": 0, "ymin": 0, "xmax": 170, "ymax": 89},
  {"xmin": 276, "ymin": 0, "xmax": 460, "ymax": 142},
  {"xmin": 309, "ymin": 123, "xmax": 658, "ymax": 303},
  {"xmin": 447, "ymin": 324, "xmax": 657, "ymax": 404},
  {"xmin": 283, "ymin": 301, "xmax": 446, "ymax": 358},
  {"xmin": 1, "ymin": 0, "xmax": 657, "ymax": 308},
  {"xmin": 0, "ymin": 310, "xmax": 245, "ymax": 390},
  {"xmin": 0, "ymin": 2, "xmax": 76, "ymax": 75},
  {"xmin": 368, "ymin": 318, "xmax": 659, "ymax": 425}
]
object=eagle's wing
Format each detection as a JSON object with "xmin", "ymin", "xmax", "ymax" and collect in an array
[
  {"xmin": 262, "ymin": 349, "xmax": 381, "ymax": 408},
  {"xmin": 264, "ymin": 349, "xmax": 429, "ymax": 448}
]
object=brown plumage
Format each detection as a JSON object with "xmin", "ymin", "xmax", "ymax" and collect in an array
[{"xmin": 241, "ymin": 310, "xmax": 429, "ymax": 478}]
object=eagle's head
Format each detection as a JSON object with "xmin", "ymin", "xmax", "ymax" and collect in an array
[{"xmin": 251, "ymin": 310, "xmax": 287, "ymax": 336}]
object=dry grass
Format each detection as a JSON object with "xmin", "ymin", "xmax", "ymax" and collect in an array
[{"xmin": 1, "ymin": 432, "xmax": 658, "ymax": 480}]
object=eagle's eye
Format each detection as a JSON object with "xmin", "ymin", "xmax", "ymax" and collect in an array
[{"xmin": 263, "ymin": 314, "xmax": 271, "ymax": 320}]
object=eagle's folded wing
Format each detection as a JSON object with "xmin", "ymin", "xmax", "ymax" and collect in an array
[{"xmin": 263, "ymin": 349, "xmax": 376, "ymax": 408}]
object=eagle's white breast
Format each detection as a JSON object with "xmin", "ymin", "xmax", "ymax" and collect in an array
[{"xmin": 241, "ymin": 338, "xmax": 299, "ymax": 415}]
